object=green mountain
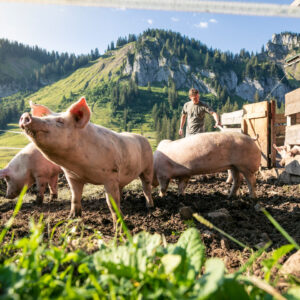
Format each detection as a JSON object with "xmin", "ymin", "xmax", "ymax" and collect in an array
[
  {"xmin": 0, "ymin": 39, "xmax": 99, "ymax": 97},
  {"xmin": 1, "ymin": 29, "xmax": 300, "ymax": 148}
]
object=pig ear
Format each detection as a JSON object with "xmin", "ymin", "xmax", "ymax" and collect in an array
[
  {"xmin": 68, "ymin": 97, "xmax": 91, "ymax": 128},
  {"xmin": 0, "ymin": 168, "xmax": 9, "ymax": 179},
  {"xmin": 30, "ymin": 101, "xmax": 53, "ymax": 117}
]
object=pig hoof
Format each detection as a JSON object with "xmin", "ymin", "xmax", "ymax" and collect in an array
[
  {"xmin": 146, "ymin": 202, "xmax": 154, "ymax": 209},
  {"xmin": 159, "ymin": 191, "xmax": 166, "ymax": 197},
  {"xmin": 147, "ymin": 206, "xmax": 155, "ymax": 214},
  {"xmin": 50, "ymin": 193, "xmax": 58, "ymax": 201},
  {"xmin": 68, "ymin": 209, "xmax": 82, "ymax": 219},
  {"xmin": 35, "ymin": 196, "xmax": 43, "ymax": 205}
]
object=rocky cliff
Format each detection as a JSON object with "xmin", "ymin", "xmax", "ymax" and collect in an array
[{"xmin": 122, "ymin": 32, "xmax": 300, "ymax": 103}]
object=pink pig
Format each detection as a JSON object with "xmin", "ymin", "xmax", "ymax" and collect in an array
[
  {"xmin": 0, "ymin": 143, "xmax": 61, "ymax": 203},
  {"xmin": 19, "ymin": 97, "xmax": 154, "ymax": 226},
  {"xmin": 153, "ymin": 132, "xmax": 261, "ymax": 198}
]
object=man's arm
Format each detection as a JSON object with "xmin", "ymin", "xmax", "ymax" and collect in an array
[
  {"xmin": 210, "ymin": 111, "xmax": 221, "ymax": 128},
  {"xmin": 179, "ymin": 114, "xmax": 187, "ymax": 136}
]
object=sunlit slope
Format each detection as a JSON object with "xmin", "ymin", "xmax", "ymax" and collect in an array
[
  {"xmin": 25, "ymin": 44, "xmax": 134, "ymax": 110},
  {"xmin": 0, "ymin": 123, "xmax": 30, "ymax": 168}
]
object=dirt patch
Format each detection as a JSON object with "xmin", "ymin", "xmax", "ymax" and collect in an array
[{"xmin": 0, "ymin": 173, "xmax": 300, "ymax": 273}]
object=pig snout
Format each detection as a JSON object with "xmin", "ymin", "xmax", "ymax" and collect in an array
[{"xmin": 19, "ymin": 112, "xmax": 32, "ymax": 129}]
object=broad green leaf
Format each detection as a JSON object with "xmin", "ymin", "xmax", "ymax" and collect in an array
[
  {"xmin": 133, "ymin": 231, "xmax": 161, "ymax": 256},
  {"xmin": 61, "ymin": 252, "xmax": 79, "ymax": 264},
  {"xmin": 176, "ymin": 228, "xmax": 205, "ymax": 274},
  {"xmin": 161, "ymin": 254, "xmax": 182, "ymax": 273},
  {"xmin": 285, "ymin": 287, "xmax": 300, "ymax": 300},
  {"xmin": 212, "ymin": 278, "xmax": 250, "ymax": 300},
  {"xmin": 197, "ymin": 258, "xmax": 225, "ymax": 299},
  {"xmin": 272, "ymin": 244, "xmax": 295, "ymax": 261}
]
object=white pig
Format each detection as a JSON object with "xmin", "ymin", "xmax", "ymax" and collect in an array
[
  {"xmin": 153, "ymin": 132, "xmax": 261, "ymax": 198},
  {"xmin": 0, "ymin": 143, "xmax": 61, "ymax": 202},
  {"xmin": 273, "ymin": 144, "xmax": 300, "ymax": 166},
  {"xmin": 19, "ymin": 97, "xmax": 154, "ymax": 226},
  {"xmin": 290, "ymin": 145, "xmax": 300, "ymax": 157}
]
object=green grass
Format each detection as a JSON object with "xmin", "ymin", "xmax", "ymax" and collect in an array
[
  {"xmin": 24, "ymin": 44, "xmax": 133, "ymax": 109},
  {"xmin": 0, "ymin": 192, "xmax": 299, "ymax": 299},
  {"xmin": 0, "ymin": 56, "xmax": 41, "ymax": 80},
  {"xmin": 0, "ymin": 123, "xmax": 30, "ymax": 168}
]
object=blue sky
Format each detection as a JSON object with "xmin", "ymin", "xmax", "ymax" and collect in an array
[{"xmin": 0, "ymin": 1, "xmax": 299, "ymax": 56}]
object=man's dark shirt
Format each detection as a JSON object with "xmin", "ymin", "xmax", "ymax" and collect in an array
[{"xmin": 181, "ymin": 100, "xmax": 213, "ymax": 136}]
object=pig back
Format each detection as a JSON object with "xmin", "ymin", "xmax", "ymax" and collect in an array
[
  {"xmin": 22, "ymin": 143, "xmax": 61, "ymax": 178},
  {"xmin": 156, "ymin": 132, "xmax": 261, "ymax": 175},
  {"xmin": 118, "ymin": 132, "xmax": 153, "ymax": 182}
]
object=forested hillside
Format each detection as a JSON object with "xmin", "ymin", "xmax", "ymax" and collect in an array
[{"xmin": 0, "ymin": 29, "xmax": 298, "ymax": 145}]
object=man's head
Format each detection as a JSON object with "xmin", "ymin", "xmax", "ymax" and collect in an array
[{"xmin": 189, "ymin": 88, "xmax": 199, "ymax": 104}]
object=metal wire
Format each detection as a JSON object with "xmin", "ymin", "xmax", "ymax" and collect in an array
[
  {"xmin": 0, "ymin": 129, "xmax": 23, "ymax": 134},
  {"xmin": 1, "ymin": 0, "xmax": 300, "ymax": 18},
  {"xmin": 0, "ymin": 147, "xmax": 23, "ymax": 149}
]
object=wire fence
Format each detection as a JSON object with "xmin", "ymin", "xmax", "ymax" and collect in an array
[
  {"xmin": 1, "ymin": 0, "xmax": 300, "ymax": 18},
  {"xmin": 0, "ymin": 129, "xmax": 23, "ymax": 134}
]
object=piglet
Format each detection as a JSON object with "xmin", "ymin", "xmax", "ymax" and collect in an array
[{"xmin": 0, "ymin": 143, "xmax": 61, "ymax": 203}]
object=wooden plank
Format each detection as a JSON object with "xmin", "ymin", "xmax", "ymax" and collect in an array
[
  {"xmin": 275, "ymin": 113, "xmax": 286, "ymax": 124},
  {"xmin": 275, "ymin": 126, "xmax": 286, "ymax": 134},
  {"xmin": 285, "ymin": 124, "xmax": 300, "ymax": 145},
  {"xmin": 244, "ymin": 111, "xmax": 267, "ymax": 119},
  {"xmin": 221, "ymin": 110, "xmax": 243, "ymax": 125},
  {"xmin": 275, "ymin": 136, "xmax": 285, "ymax": 146},
  {"xmin": 285, "ymin": 156, "xmax": 300, "ymax": 176},
  {"xmin": 285, "ymin": 88, "xmax": 300, "ymax": 116},
  {"xmin": 243, "ymin": 101, "xmax": 269, "ymax": 167},
  {"xmin": 270, "ymin": 100, "xmax": 276, "ymax": 167},
  {"xmin": 220, "ymin": 127, "xmax": 242, "ymax": 133}
]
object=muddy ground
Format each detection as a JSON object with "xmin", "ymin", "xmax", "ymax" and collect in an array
[{"xmin": 0, "ymin": 173, "xmax": 300, "ymax": 274}]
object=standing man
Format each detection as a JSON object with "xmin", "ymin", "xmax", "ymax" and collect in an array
[{"xmin": 179, "ymin": 88, "xmax": 220, "ymax": 137}]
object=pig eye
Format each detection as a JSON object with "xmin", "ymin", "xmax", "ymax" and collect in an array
[{"xmin": 56, "ymin": 118, "xmax": 64, "ymax": 127}]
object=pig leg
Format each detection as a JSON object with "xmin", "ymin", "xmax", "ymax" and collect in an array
[
  {"xmin": 228, "ymin": 168, "xmax": 241, "ymax": 198},
  {"xmin": 66, "ymin": 177, "xmax": 84, "ymax": 217},
  {"xmin": 104, "ymin": 181, "xmax": 122, "ymax": 228},
  {"xmin": 48, "ymin": 175, "xmax": 58, "ymax": 201},
  {"xmin": 226, "ymin": 170, "xmax": 233, "ymax": 184},
  {"xmin": 139, "ymin": 171, "xmax": 154, "ymax": 208},
  {"xmin": 227, "ymin": 170, "xmax": 243, "ymax": 184},
  {"xmin": 158, "ymin": 175, "xmax": 170, "ymax": 197},
  {"xmin": 178, "ymin": 177, "xmax": 190, "ymax": 195},
  {"xmin": 242, "ymin": 171, "xmax": 257, "ymax": 198},
  {"xmin": 35, "ymin": 177, "xmax": 47, "ymax": 204},
  {"xmin": 119, "ymin": 186, "xmax": 123, "ymax": 200}
]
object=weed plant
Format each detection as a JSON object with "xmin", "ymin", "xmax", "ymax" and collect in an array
[{"xmin": 0, "ymin": 189, "xmax": 299, "ymax": 299}]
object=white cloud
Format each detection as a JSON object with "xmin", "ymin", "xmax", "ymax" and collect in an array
[
  {"xmin": 195, "ymin": 22, "xmax": 208, "ymax": 28},
  {"xmin": 147, "ymin": 19, "xmax": 153, "ymax": 25},
  {"xmin": 209, "ymin": 18, "xmax": 218, "ymax": 23},
  {"xmin": 171, "ymin": 17, "xmax": 179, "ymax": 22}
]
